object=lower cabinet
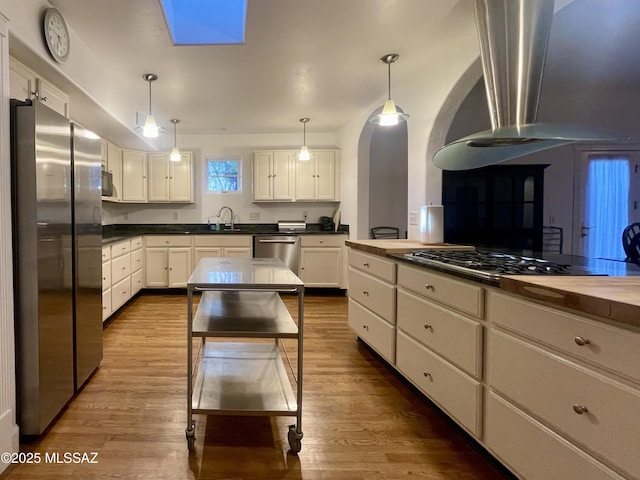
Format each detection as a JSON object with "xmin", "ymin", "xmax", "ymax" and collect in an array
[
  {"xmin": 299, "ymin": 235, "xmax": 346, "ymax": 288},
  {"xmin": 348, "ymin": 299, "xmax": 395, "ymax": 363},
  {"xmin": 103, "ymin": 236, "xmax": 144, "ymax": 321},
  {"xmin": 192, "ymin": 235, "xmax": 251, "ymax": 270},
  {"xmin": 145, "ymin": 236, "xmax": 193, "ymax": 288}
]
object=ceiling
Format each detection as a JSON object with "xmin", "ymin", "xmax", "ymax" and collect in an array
[{"xmin": 47, "ymin": 0, "xmax": 474, "ymax": 136}]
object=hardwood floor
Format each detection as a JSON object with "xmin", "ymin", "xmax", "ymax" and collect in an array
[{"xmin": 2, "ymin": 292, "xmax": 511, "ymax": 480}]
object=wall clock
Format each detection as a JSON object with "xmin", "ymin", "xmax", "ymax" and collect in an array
[{"xmin": 43, "ymin": 8, "xmax": 70, "ymax": 63}]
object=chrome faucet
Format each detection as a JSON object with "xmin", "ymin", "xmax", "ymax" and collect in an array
[{"xmin": 216, "ymin": 206, "xmax": 234, "ymax": 229}]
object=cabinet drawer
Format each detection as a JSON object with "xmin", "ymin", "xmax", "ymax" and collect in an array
[
  {"xmin": 102, "ymin": 245, "xmax": 111, "ymax": 261},
  {"xmin": 111, "ymin": 239, "xmax": 130, "ymax": 257},
  {"xmin": 301, "ymin": 235, "xmax": 345, "ymax": 247},
  {"xmin": 111, "ymin": 253, "xmax": 131, "ymax": 284},
  {"xmin": 348, "ymin": 267, "xmax": 395, "ymax": 323},
  {"xmin": 130, "ymin": 248, "xmax": 143, "ymax": 272},
  {"xmin": 111, "ymin": 276, "xmax": 131, "ymax": 311},
  {"xmin": 102, "ymin": 261, "xmax": 111, "ymax": 289},
  {"xmin": 102, "ymin": 288, "xmax": 111, "ymax": 321},
  {"xmin": 397, "ymin": 289, "xmax": 482, "ymax": 378},
  {"xmin": 485, "ymin": 392, "xmax": 625, "ymax": 480},
  {"xmin": 348, "ymin": 250, "xmax": 395, "ymax": 283},
  {"xmin": 131, "ymin": 269, "xmax": 143, "ymax": 295},
  {"xmin": 488, "ymin": 290, "xmax": 640, "ymax": 383},
  {"xmin": 145, "ymin": 235, "xmax": 192, "ymax": 247},
  {"xmin": 193, "ymin": 235, "xmax": 251, "ymax": 247},
  {"xmin": 397, "ymin": 264, "xmax": 483, "ymax": 318},
  {"xmin": 397, "ymin": 330, "xmax": 482, "ymax": 437},
  {"xmin": 130, "ymin": 236, "xmax": 143, "ymax": 250},
  {"xmin": 348, "ymin": 299, "xmax": 395, "ymax": 364},
  {"xmin": 488, "ymin": 329, "xmax": 640, "ymax": 478}
]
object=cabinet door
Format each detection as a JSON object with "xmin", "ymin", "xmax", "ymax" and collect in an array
[
  {"xmin": 36, "ymin": 78, "xmax": 70, "ymax": 118},
  {"xmin": 272, "ymin": 151, "xmax": 295, "ymax": 200},
  {"xmin": 107, "ymin": 143, "xmax": 123, "ymax": 201},
  {"xmin": 253, "ymin": 151, "xmax": 273, "ymax": 200},
  {"xmin": 315, "ymin": 150, "xmax": 336, "ymax": 200},
  {"xmin": 122, "ymin": 150, "xmax": 148, "ymax": 202},
  {"xmin": 300, "ymin": 247, "xmax": 341, "ymax": 287},
  {"xmin": 145, "ymin": 248, "xmax": 168, "ymax": 287},
  {"xmin": 169, "ymin": 153, "xmax": 192, "ymax": 202},
  {"xmin": 193, "ymin": 247, "xmax": 222, "ymax": 270},
  {"xmin": 295, "ymin": 153, "xmax": 316, "ymax": 200},
  {"xmin": 168, "ymin": 248, "xmax": 192, "ymax": 287},
  {"xmin": 102, "ymin": 288, "xmax": 112, "ymax": 322},
  {"xmin": 9, "ymin": 57, "xmax": 35, "ymax": 101},
  {"xmin": 148, "ymin": 154, "xmax": 169, "ymax": 201}
]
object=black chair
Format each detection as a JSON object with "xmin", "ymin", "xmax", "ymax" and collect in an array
[
  {"xmin": 622, "ymin": 222, "xmax": 640, "ymax": 264},
  {"xmin": 370, "ymin": 226, "xmax": 400, "ymax": 239}
]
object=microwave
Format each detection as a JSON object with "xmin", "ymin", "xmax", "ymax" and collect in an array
[{"xmin": 101, "ymin": 170, "xmax": 113, "ymax": 197}]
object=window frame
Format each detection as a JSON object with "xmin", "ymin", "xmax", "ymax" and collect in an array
[{"xmin": 204, "ymin": 156, "xmax": 242, "ymax": 194}]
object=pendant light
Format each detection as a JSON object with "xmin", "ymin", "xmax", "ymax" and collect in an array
[
  {"xmin": 142, "ymin": 73, "xmax": 159, "ymax": 138},
  {"xmin": 169, "ymin": 119, "xmax": 181, "ymax": 162},
  {"xmin": 298, "ymin": 118, "xmax": 310, "ymax": 161},
  {"xmin": 368, "ymin": 54, "xmax": 409, "ymax": 126}
]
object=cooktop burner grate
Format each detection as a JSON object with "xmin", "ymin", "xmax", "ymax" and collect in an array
[{"xmin": 403, "ymin": 250, "xmax": 572, "ymax": 280}]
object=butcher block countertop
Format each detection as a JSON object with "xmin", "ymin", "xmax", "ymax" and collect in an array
[
  {"xmin": 500, "ymin": 276, "xmax": 640, "ymax": 329},
  {"xmin": 344, "ymin": 239, "xmax": 474, "ymax": 256}
]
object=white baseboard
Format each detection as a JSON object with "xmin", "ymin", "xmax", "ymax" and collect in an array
[{"xmin": 0, "ymin": 409, "xmax": 19, "ymax": 474}]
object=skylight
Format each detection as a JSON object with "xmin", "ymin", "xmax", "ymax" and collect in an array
[{"xmin": 160, "ymin": 0, "xmax": 247, "ymax": 45}]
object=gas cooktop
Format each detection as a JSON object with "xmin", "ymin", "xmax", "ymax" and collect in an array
[{"xmin": 402, "ymin": 249, "xmax": 599, "ymax": 283}]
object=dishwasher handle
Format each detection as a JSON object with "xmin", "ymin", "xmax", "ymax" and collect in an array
[{"xmin": 257, "ymin": 239, "xmax": 298, "ymax": 244}]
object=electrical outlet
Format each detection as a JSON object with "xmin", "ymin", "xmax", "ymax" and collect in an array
[
  {"xmin": 123, "ymin": 213, "xmax": 128, "ymax": 221},
  {"xmin": 303, "ymin": 211, "xmax": 308, "ymax": 220},
  {"xmin": 548, "ymin": 214, "xmax": 555, "ymax": 225},
  {"xmin": 409, "ymin": 211, "xmax": 418, "ymax": 225},
  {"xmin": 173, "ymin": 211, "xmax": 178, "ymax": 221},
  {"xmin": 249, "ymin": 212, "xmax": 260, "ymax": 222}
]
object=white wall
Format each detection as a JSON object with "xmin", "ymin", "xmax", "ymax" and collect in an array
[{"xmin": 103, "ymin": 131, "xmax": 342, "ymax": 226}]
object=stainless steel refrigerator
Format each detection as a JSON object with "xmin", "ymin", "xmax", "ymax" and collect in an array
[{"xmin": 10, "ymin": 99, "xmax": 103, "ymax": 436}]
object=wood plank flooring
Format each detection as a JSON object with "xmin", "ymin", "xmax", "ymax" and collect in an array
[{"xmin": 1, "ymin": 292, "xmax": 512, "ymax": 480}]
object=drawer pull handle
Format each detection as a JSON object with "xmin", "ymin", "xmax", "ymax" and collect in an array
[
  {"xmin": 363, "ymin": 290, "xmax": 369, "ymax": 296},
  {"xmin": 362, "ymin": 324, "xmax": 369, "ymax": 330},
  {"xmin": 572, "ymin": 404, "xmax": 588, "ymax": 415},
  {"xmin": 423, "ymin": 324, "xmax": 433, "ymax": 331},
  {"xmin": 574, "ymin": 336, "xmax": 591, "ymax": 346},
  {"xmin": 425, "ymin": 284, "xmax": 434, "ymax": 290},
  {"xmin": 363, "ymin": 262, "xmax": 369, "ymax": 267},
  {"xmin": 423, "ymin": 372, "xmax": 432, "ymax": 379}
]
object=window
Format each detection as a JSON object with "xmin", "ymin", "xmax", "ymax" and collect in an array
[{"xmin": 206, "ymin": 158, "xmax": 241, "ymax": 193}]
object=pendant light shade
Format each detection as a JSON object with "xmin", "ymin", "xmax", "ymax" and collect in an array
[
  {"xmin": 368, "ymin": 54, "xmax": 409, "ymax": 126},
  {"xmin": 169, "ymin": 119, "xmax": 181, "ymax": 162},
  {"xmin": 142, "ymin": 73, "xmax": 159, "ymax": 138},
  {"xmin": 299, "ymin": 118, "xmax": 311, "ymax": 161}
]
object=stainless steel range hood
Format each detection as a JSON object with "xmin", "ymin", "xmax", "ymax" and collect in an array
[{"xmin": 433, "ymin": 0, "xmax": 629, "ymax": 171}]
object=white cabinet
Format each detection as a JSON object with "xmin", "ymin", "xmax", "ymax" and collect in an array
[
  {"xmin": 121, "ymin": 150, "xmax": 147, "ymax": 202},
  {"xmin": 35, "ymin": 78, "xmax": 69, "ymax": 118},
  {"xmin": 101, "ymin": 246, "xmax": 112, "ymax": 321},
  {"xmin": 192, "ymin": 235, "xmax": 251, "ymax": 269},
  {"xmin": 9, "ymin": 58, "xmax": 69, "ymax": 117},
  {"xmin": 485, "ymin": 290, "xmax": 640, "ymax": 480},
  {"xmin": 109, "ymin": 239, "xmax": 131, "ymax": 312},
  {"xmin": 105, "ymin": 142, "xmax": 123, "ymax": 202},
  {"xmin": 102, "ymin": 237, "xmax": 144, "ymax": 321},
  {"xmin": 145, "ymin": 236, "xmax": 193, "ymax": 287},
  {"xmin": 347, "ymin": 250, "xmax": 396, "ymax": 364},
  {"xmin": 299, "ymin": 235, "xmax": 345, "ymax": 288},
  {"xmin": 148, "ymin": 152, "xmax": 193, "ymax": 202},
  {"xmin": 253, "ymin": 149, "xmax": 340, "ymax": 202},
  {"xmin": 130, "ymin": 236, "xmax": 144, "ymax": 295},
  {"xmin": 295, "ymin": 150, "xmax": 339, "ymax": 201},
  {"xmin": 253, "ymin": 151, "xmax": 295, "ymax": 201}
]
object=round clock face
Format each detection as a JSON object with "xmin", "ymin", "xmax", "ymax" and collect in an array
[{"xmin": 43, "ymin": 8, "xmax": 70, "ymax": 63}]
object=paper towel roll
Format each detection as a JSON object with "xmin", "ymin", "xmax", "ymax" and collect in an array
[{"xmin": 420, "ymin": 205, "xmax": 444, "ymax": 244}]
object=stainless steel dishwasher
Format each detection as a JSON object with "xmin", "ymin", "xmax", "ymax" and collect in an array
[
  {"xmin": 253, "ymin": 235, "xmax": 300, "ymax": 273},
  {"xmin": 253, "ymin": 221, "xmax": 305, "ymax": 274}
]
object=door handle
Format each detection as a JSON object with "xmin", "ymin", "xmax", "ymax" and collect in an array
[
  {"xmin": 258, "ymin": 239, "xmax": 297, "ymax": 244},
  {"xmin": 580, "ymin": 221, "xmax": 593, "ymax": 238}
]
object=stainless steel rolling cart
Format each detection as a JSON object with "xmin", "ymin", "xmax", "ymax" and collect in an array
[{"xmin": 185, "ymin": 258, "xmax": 304, "ymax": 452}]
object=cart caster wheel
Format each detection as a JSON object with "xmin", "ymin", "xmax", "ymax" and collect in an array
[
  {"xmin": 288, "ymin": 424, "xmax": 303, "ymax": 453},
  {"xmin": 186, "ymin": 427, "xmax": 196, "ymax": 451}
]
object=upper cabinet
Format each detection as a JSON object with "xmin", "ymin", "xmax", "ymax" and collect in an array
[
  {"xmin": 148, "ymin": 152, "xmax": 193, "ymax": 203},
  {"xmin": 122, "ymin": 149, "xmax": 148, "ymax": 202},
  {"xmin": 253, "ymin": 150, "xmax": 296, "ymax": 201},
  {"xmin": 9, "ymin": 57, "xmax": 70, "ymax": 118},
  {"xmin": 253, "ymin": 149, "xmax": 340, "ymax": 202},
  {"xmin": 105, "ymin": 142, "xmax": 123, "ymax": 202}
]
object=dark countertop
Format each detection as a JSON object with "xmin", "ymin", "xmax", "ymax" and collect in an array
[{"xmin": 102, "ymin": 223, "xmax": 349, "ymax": 245}]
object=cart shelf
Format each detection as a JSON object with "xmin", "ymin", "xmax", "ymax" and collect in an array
[
  {"xmin": 192, "ymin": 342, "xmax": 297, "ymax": 415},
  {"xmin": 192, "ymin": 291, "xmax": 298, "ymax": 338}
]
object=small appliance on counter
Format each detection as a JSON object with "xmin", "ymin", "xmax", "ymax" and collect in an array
[
  {"xmin": 277, "ymin": 220, "xmax": 307, "ymax": 232},
  {"xmin": 320, "ymin": 216, "xmax": 335, "ymax": 231}
]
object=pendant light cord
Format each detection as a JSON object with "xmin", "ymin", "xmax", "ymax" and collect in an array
[
  {"xmin": 387, "ymin": 61, "xmax": 392, "ymax": 100},
  {"xmin": 148, "ymin": 80, "xmax": 153, "ymax": 115}
]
